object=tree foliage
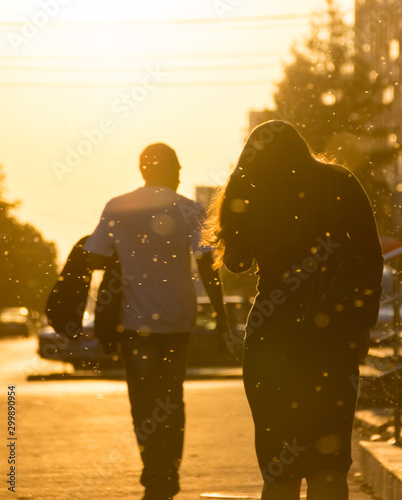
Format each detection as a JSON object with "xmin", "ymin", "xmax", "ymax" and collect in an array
[
  {"xmin": 272, "ymin": 0, "xmax": 394, "ymax": 235},
  {"xmin": 274, "ymin": 0, "xmax": 386, "ymax": 150},
  {"xmin": 0, "ymin": 167, "xmax": 58, "ymax": 313}
]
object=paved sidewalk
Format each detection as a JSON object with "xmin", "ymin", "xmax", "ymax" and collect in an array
[{"xmin": 0, "ymin": 377, "xmax": 376, "ymax": 500}]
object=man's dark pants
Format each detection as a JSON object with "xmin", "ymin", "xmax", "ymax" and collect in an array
[{"xmin": 119, "ymin": 331, "xmax": 190, "ymax": 497}]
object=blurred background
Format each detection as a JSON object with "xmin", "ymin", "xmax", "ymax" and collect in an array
[
  {"xmin": 1, "ymin": 0, "xmax": 400, "ymax": 323},
  {"xmin": 2, "ymin": 5, "xmax": 402, "ymax": 499}
]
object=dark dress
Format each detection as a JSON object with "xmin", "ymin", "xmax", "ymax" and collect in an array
[{"xmin": 230, "ymin": 161, "xmax": 383, "ymax": 483}]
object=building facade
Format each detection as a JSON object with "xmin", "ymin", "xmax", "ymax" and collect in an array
[{"xmin": 355, "ymin": 0, "xmax": 402, "ymax": 189}]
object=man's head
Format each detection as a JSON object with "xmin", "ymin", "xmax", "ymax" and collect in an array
[{"xmin": 139, "ymin": 143, "xmax": 181, "ymax": 191}]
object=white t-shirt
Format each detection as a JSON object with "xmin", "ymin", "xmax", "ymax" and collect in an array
[{"xmin": 84, "ymin": 186, "xmax": 211, "ymax": 333}]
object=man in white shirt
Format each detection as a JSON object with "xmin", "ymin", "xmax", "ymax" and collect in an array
[{"xmin": 84, "ymin": 143, "xmax": 230, "ymax": 500}]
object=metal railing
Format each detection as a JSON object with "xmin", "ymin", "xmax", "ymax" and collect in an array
[
  {"xmin": 379, "ymin": 247, "xmax": 402, "ymax": 446},
  {"xmin": 383, "ymin": 246, "xmax": 402, "ymax": 356}
]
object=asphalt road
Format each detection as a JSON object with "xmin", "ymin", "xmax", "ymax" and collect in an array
[{"xmin": 0, "ymin": 336, "xmax": 378, "ymax": 499}]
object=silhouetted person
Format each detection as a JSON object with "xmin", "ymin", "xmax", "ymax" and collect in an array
[
  {"xmin": 207, "ymin": 121, "xmax": 383, "ymax": 500},
  {"xmin": 84, "ymin": 143, "xmax": 230, "ymax": 500}
]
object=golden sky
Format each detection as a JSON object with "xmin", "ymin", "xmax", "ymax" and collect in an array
[{"xmin": 0, "ymin": 0, "xmax": 354, "ymax": 263}]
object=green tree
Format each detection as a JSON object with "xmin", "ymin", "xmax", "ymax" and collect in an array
[
  {"xmin": 0, "ymin": 167, "xmax": 58, "ymax": 314},
  {"xmin": 272, "ymin": 0, "xmax": 394, "ymax": 235},
  {"xmin": 274, "ymin": 0, "xmax": 386, "ymax": 151}
]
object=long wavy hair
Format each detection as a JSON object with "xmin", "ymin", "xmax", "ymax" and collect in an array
[{"xmin": 205, "ymin": 120, "xmax": 320, "ymax": 269}]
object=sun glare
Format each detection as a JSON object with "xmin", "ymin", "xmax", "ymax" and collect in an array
[{"xmin": 3, "ymin": 1, "xmax": 213, "ymax": 87}]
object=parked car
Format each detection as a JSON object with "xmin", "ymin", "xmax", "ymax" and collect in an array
[
  {"xmin": 37, "ymin": 296, "xmax": 249, "ymax": 371},
  {"xmin": 0, "ymin": 307, "xmax": 31, "ymax": 338}
]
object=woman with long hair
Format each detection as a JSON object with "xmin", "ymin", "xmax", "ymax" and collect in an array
[{"xmin": 206, "ymin": 121, "xmax": 383, "ymax": 499}]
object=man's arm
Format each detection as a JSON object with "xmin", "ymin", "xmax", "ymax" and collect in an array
[
  {"xmin": 196, "ymin": 251, "xmax": 233, "ymax": 344},
  {"xmin": 83, "ymin": 200, "xmax": 116, "ymax": 269}
]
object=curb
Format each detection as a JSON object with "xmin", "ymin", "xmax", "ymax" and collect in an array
[
  {"xmin": 27, "ymin": 366, "xmax": 243, "ymax": 382},
  {"xmin": 360, "ymin": 441, "xmax": 402, "ymax": 499}
]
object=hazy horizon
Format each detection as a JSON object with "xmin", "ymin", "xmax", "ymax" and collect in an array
[{"xmin": 0, "ymin": 0, "xmax": 354, "ymax": 263}]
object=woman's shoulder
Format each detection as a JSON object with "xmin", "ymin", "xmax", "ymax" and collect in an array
[
  {"xmin": 315, "ymin": 160, "xmax": 350, "ymax": 176},
  {"xmin": 314, "ymin": 161, "xmax": 359, "ymax": 186},
  {"xmin": 313, "ymin": 162, "xmax": 369, "ymax": 208}
]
